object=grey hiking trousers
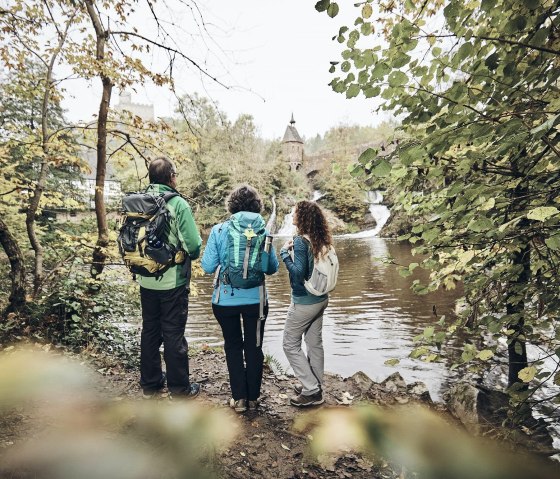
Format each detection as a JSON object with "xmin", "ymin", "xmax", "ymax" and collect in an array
[{"xmin": 282, "ymin": 298, "xmax": 328, "ymax": 396}]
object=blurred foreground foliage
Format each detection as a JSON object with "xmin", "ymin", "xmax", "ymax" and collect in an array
[
  {"xmin": 296, "ymin": 405, "xmax": 558, "ymax": 479},
  {"xmin": 0, "ymin": 347, "xmax": 236, "ymax": 479}
]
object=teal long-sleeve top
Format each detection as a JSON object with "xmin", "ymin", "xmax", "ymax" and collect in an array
[
  {"xmin": 201, "ymin": 214, "xmax": 279, "ymax": 306},
  {"xmin": 280, "ymin": 235, "xmax": 327, "ymax": 305}
]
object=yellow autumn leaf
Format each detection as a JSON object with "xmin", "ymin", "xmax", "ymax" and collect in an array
[{"xmin": 518, "ymin": 366, "xmax": 536, "ymax": 383}]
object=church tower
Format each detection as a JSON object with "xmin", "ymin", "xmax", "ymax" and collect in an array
[{"xmin": 282, "ymin": 114, "xmax": 303, "ymax": 172}]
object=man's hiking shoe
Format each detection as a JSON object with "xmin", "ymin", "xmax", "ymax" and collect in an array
[
  {"xmin": 229, "ymin": 398, "xmax": 247, "ymax": 413},
  {"xmin": 142, "ymin": 372, "xmax": 167, "ymax": 399},
  {"xmin": 290, "ymin": 391, "xmax": 324, "ymax": 407},
  {"xmin": 169, "ymin": 382, "xmax": 200, "ymax": 400},
  {"xmin": 248, "ymin": 400, "xmax": 258, "ymax": 411}
]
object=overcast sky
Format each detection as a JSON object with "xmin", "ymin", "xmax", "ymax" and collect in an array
[{"xmin": 63, "ymin": 1, "xmax": 387, "ymax": 140}]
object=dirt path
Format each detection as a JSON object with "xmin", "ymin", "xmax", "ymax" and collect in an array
[{"xmin": 99, "ymin": 347, "xmax": 435, "ymax": 479}]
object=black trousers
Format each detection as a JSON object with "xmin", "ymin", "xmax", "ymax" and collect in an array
[
  {"xmin": 140, "ymin": 285, "xmax": 190, "ymax": 394},
  {"xmin": 212, "ymin": 303, "xmax": 268, "ymax": 401}
]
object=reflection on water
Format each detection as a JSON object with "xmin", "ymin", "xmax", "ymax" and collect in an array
[{"xmin": 188, "ymin": 237, "xmax": 461, "ymax": 399}]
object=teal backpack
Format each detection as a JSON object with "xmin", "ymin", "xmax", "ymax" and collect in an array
[{"xmin": 222, "ymin": 212, "xmax": 266, "ymax": 288}]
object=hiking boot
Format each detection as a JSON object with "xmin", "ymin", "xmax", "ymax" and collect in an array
[
  {"xmin": 169, "ymin": 382, "xmax": 200, "ymax": 400},
  {"xmin": 290, "ymin": 390, "xmax": 324, "ymax": 407},
  {"xmin": 293, "ymin": 384, "xmax": 322, "ymax": 396},
  {"xmin": 248, "ymin": 400, "xmax": 258, "ymax": 411},
  {"xmin": 229, "ymin": 398, "xmax": 247, "ymax": 413},
  {"xmin": 142, "ymin": 372, "xmax": 167, "ymax": 399}
]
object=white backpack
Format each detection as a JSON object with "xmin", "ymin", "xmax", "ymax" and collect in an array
[{"xmin": 303, "ymin": 240, "xmax": 339, "ymax": 296}]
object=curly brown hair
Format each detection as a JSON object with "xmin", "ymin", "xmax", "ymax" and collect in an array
[
  {"xmin": 226, "ymin": 184, "xmax": 263, "ymax": 214},
  {"xmin": 294, "ymin": 200, "xmax": 332, "ymax": 258}
]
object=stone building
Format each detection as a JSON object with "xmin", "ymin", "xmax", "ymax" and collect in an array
[
  {"xmin": 282, "ymin": 114, "xmax": 304, "ymax": 171},
  {"xmin": 116, "ymin": 90, "xmax": 155, "ymax": 121}
]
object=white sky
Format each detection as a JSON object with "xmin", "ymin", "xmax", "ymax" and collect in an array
[{"xmin": 63, "ymin": 0, "xmax": 387, "ymax": 140}]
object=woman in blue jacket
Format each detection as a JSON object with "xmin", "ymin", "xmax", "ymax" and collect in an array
[
  {"xmin": 201, "ymin": 185, "xmax": 279, "ymax": 413},
  {"xmin": 280, "ymin": 200, "xmax": 332, "ymax": 407}
]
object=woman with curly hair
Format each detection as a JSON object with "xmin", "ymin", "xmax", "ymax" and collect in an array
[
  {"xmin": 280, "ymin": 200, "xmax": 332, "ymax": 407},
  {"xmin": 202, "ymin": 185, "xmax": 279, "ymax": 413}
]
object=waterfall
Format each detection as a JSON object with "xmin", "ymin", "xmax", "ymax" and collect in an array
[
  {"xmin": 277, "ymin": 206, "xmax": 296, "ymax": 236},
  {"xmin": 341, "ymin": 191, "xmax": 391, "ymax": 238},
  {"xmin": 266, "ymin": 196, "xmax": 277, "ymax": 233},
  {"xmin": 312, "ymin": 190, "xmax": 324, "ymax": 201}
]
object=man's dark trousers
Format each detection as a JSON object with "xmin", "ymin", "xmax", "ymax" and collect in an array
[{"xmin": 140, "ymin": 285, "xmax": 190, "ymax": 394}]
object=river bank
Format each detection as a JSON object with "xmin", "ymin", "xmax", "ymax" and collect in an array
[{"xmin": 1, "ymin": 342, "xmax": 557, "ymax": 479}]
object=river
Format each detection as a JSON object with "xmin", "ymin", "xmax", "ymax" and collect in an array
[{"xmin": 187, "ymin": 236, "xmax": 462, "ymax": 400}]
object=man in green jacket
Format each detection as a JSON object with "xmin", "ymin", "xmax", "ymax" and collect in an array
[{"xmin": 139, "ymin": 157, "xmax": 202, "ymax": 399}]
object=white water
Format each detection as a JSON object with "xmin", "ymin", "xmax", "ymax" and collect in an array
[
  {"xmin": 341, "ymin": 190, "xmax": 391, "ymax": 238},
  {"xmin": 312, "ymin": 190, "xmax": 324, "ymax": 201},
  {"xmin": 276, "ymin": 206, "xmax": 296, "ymax": 236}
]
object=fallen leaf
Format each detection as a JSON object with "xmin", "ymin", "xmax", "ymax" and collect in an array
[{"xmin": 336, "ymin": 391, "xmax": 354, "ymax": 405}]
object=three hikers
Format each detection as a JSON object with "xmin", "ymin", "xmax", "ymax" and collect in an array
[{"xmin": 121, "ymin": 166, "xmax": 337, "ymax": 408}]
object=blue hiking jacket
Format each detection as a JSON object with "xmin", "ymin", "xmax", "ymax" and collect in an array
[
  {"xmin": 280, "ymin": 235, "xmax": 328, "ymax": 305},
  {"xmin": 201, "ymin": 212, "xmax": 279, "ymax": 306}
]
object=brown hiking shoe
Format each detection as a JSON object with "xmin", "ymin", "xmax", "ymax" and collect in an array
[
  {"xmin": 229, "ymin": 398, "xmax": 247, "ymax": 413},
  {"xmin": 290, "ymin": 390, "xmax": 324, "ymax": 407}
]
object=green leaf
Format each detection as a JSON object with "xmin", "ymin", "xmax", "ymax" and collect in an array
[
  {"xmin": 530, "ymin": 114, "xmax": 559, "ymax": 136},
  {"xmin": 518, "ymin": 366, "xmax": 537, "ymax": 383},
  {"xmin": 545, "ymin": 235, "xmax": 560, "ymax": 250},
  {"xmin": 422, "ymin": 228, "xmax": 439, "ymax": 242},
  {"xmin": 467, "ymin": 217, "xmax": 493, "ymax": 232},
  {"xmin": 526, "ymin": 206, "xmax": 559, "ymax": 222},
  {"xmin": 362, "ymin": 4, "xmax": 373, "ymax": 19},
  {"xmin": 388, "ymin": 70, "xmax": 408, "ymax": 87},
  {"xmin": 384, "ymin": 358, "xmax": 400, "ymax": 366},
  {"xmin": 392, "ymin": 53, "xmax": 411, "ymax": 69},
  {"xmin": 315, "ymin": 0, "xmax": 330, "ymax": 12},
  {"xmin": 424, "ymin": 326, "xmax": 434, "ymax": 338},
  {"xmin": 371, "ymin": 159, "xmax": 392, "ymax": 177},
  {"xmin": 485, "ymin": 52, "xmax": 499, "ymax": 70},
  {"xmin": 477, "ymin": 350, "xmax": 494, "ymax": 361},
  {"xmin": 480, "ymin": 197, "xmax": 495, "ymax": 211},
  {"xmin": 346, "ymin": 84, "xmax": 360, "ymax": 98},
  {"xmin": 358, "ymin": 148, "xmax": 377, "ymax": 164},
  {"xmin": 327, "ymin": 2, "xmax": 339, "ymax": 18}
]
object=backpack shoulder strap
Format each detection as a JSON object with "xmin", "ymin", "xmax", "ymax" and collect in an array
[{"xmin": 161, "ymin": 191, "xmax": 180, "ymax": 203}]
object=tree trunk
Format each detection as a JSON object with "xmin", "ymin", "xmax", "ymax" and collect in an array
[
  {"xmin": 506, "ymin": 243, "xmax": 530, "ymax": 388},
  {"xmin": 90, "ymin": 77, "xmax": 112, "ymax": 279},
  {"xmin": 25, "ymin": 13, "xmax": 74, "ymax": 296},
  {"xmin": 0, "ymin": 217, "xmax": 26, "ymax": 315},
  {"xmin": 85, "ymin": 0, "xmax": 113, "ymax": 281},
  {"xmin": 506, "ymin": 169, "xmax": 529, "ymax": 388}
]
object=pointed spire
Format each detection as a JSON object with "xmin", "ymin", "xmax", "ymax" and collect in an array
[{"xmin": 290, "ymin": 113, "xmax": 295, "ymax": 125}]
